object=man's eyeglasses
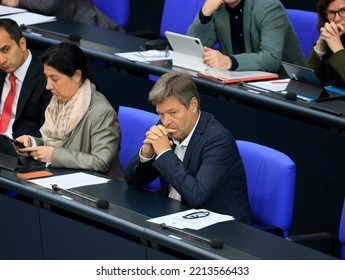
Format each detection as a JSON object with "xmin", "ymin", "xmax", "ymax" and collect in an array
[
  {"xmin": 183, "ymin": 211, "xmax": 210, "ymax": 219},
  {"xmin": 323, "ymin": 7, "xmax": 345, "ymax": 19}
]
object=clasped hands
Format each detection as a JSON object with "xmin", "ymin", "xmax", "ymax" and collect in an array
[
  {"xmin": 15, "ymin": 135, "xmax": 54, "ymax": 163},
  {"xmin": 319, "ymin": 21, "xmax": 345, "ymax": 53},
  {"xmin": 141, "ymin": 124, "xmax": 176, "ymax": 158}
]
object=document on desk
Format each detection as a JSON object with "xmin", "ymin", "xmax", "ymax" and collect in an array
[
  {"xmin": 147, "ymin": 208, "xmax": 234, "ymax": 230},
  {"xmin": 115, "ymin": 50, "xmax": 173, "ymax": 63},
  {"xmin": 248, "ymin": 78, "xmax": 316, "ymax": 101},
  {"xmin": 29, "ymin": 172, "xmax": 110, "ymax": 190},
  {"xmin": 0, "ymin": 12, "xmax": 56, "ymax": 26},
  {"xmin": 248, "ymin": 78, "xmax": 290, "ymax": 91},
  {"xmin": 0, "ymin": 5, "xmax": 27, "ymax": 15}
]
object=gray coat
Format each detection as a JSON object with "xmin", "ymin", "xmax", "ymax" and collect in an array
[{"xmin": 34, "ymin": 90, "xmax": 121, "ymax": 175}]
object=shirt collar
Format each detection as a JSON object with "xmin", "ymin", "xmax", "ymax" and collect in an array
[
  {"xmin": 173, "ymin": 110, "xmax": 201, "ymax": 147},
  {"xmin": 12, "ymin": 50, "xmax": 32, "ymax": 82}
]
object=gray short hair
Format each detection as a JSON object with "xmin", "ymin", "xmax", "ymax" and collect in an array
[{"xmin": 148, "ymin": 72, "xmax": 200, "ymax": 109}]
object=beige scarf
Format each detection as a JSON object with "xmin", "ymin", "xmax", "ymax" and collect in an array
[{"xmin": 40, "ymin": 79, "xmax": 92, "ymax": 147}]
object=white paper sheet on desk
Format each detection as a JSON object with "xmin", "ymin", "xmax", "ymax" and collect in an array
[
  {"xmin": 0, "ymin": 12, "xmax": 56, "ymax": 26},
  {"xmin": 147, "ymin": 209, "xmax": 234, "ymax": 230},
  {"xmin": 0, "ymin": 5, "xmax": 27, "ymax": 15},
  {"xmin": 248, "ymin": 78, "xmax": 290, "ymax": 92},
  {"xmin": 29, "ymin": 172, "xmax": 110, "ymax": 190},
  {"xmin": 115, "ymin": 50, "xmax": 173, "ymax": 62}
]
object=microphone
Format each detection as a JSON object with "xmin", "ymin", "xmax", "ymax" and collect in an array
[
  {"xmin": 51, "ymin": 184, "xmax": 109, "ymax": 209},
  {"xmin": 285, "ymin": 91, "xmax": 297, "ymax": 101},
  {"xmin": 160, "ymin": 223, "xmax": 224, "ymax": 249},
  {"xmin": 20, "ymin": 24, "xmax": 81, "ymax": 42}
]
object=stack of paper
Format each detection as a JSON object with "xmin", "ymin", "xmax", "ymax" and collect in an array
[
  {"xmin": 0, "ymin": 10, "xmax": 56, "ymax": 26},
  {"xmin": 30, "ymin": 172, "xmax": 110, "ymax": 190},
  {"xmin": 0, "ymin": 5, "xmax": 27, "ymax": 15}
]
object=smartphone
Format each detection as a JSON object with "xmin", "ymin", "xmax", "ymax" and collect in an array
[{"xmin": 11, "ymin": 139, "xmax": 26, "ymax": 149}]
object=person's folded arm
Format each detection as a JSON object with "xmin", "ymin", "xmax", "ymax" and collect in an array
[{"xmin": 18, "ymin": 0, "xmax": 61, "ymax": 14}]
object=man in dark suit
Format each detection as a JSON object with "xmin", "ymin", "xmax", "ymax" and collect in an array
[
  {"xmin": 0, "ymin": 18, "xmax": 50, "ymax": 138},
  {"xmin": 125, "ymin": 72, "xmax": 252, "ymax": 225}
]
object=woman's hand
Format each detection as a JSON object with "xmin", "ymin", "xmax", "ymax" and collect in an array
[
  {"xmin": 16, "ymin": 135, "xmax": 32, "ymax": 148},
  {"xmin": 320, "ymin": 21, "xmax": 345, "ymax": 53},
  {"xmin": 21, "ymin": 146, "xmax": 54, "ymax": 163}
]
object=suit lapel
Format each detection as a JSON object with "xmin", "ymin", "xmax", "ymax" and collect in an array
[
  {"xmin": 15, "ymin": 59, "xmax": 40, "ymax": 120},
  {"xmin": 243, "ymin": 0, "xmax": 254, "ymax": 52},
  {"xmin": 0, "ymin": 72, "xmax": 6, "ymax": 102},
  {"xmin": 183, "ymin": 111, "xmax": 208, "ymax": 166},
  {"xmin": 217, "ymin": 8, "xmax": 233, "ymax": 54}
]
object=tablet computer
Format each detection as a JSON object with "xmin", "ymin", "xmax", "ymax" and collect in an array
[
  {"xmin": 165, "ymin": 31, "xmax": 207, "ymax": 72},
  {"xmin": 282, "ymin": 61, "xmax": 345, "ymax": 100}
]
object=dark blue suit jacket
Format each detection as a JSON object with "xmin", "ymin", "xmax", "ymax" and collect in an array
[
  {"xmin": 0, "ymin": 56, "xmax": 51, "ymax": 138},
  {"xmin": 125, "ymin": 111, "xmax": 252, "ymax": 224}
]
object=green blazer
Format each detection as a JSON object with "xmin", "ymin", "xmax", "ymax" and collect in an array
[
  {"xmin": 306, "ymin": 47, "xmax": 345, "ymax": 89},
  {"xmin": 187, "ymin": 0, "xmax": 306, "ymax": 72}
]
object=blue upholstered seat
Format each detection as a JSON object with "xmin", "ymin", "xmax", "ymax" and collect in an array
[
  {"xmin": 236, "ymin": 140, "xmax": 296, "ymax": 238},
  {"xmin": 159, "ymin": 0, "xmax": 204, "ymax": 38},
  {"xmin": 117, "ymin": 106, "xmax": 160, "ymax": 191},
  {"xmin": 286, "ymin": 9, "xmax": 319, "ymax": 58},
  {"xmin": 92, "ymin": 0, "xmax": 131, "ymax": 28}
]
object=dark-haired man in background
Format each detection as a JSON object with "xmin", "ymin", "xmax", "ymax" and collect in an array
[{"xmin": 0, "ymin": 18, "xmax": 50, "ymax": 138}]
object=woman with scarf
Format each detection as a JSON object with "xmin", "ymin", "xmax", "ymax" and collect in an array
[{"xmin": 16, "ymin": 42, "xmax": 121, "ymax": 176}]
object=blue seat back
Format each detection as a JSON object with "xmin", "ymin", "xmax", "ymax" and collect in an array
[
  {"xmin": 236, "ymin": 140, "xmax": 296, "ymax": 238},
  {"xmin": 286, "ymin": 9, "xmax": 319, "ymax": 58},
  {"xmin": 339, "ymin": 198, "xmax": 345, "ymax": 259},
  {"xmin": 160, "ymin": 0, "xmax": 204, "ymax": 38},
  {"xmin": 92, "ymin": 0, "xmax": 131, "ymax": 28},
  {"xmin": 118, "ymin": 106, "xmax": 160, "ymax": 191}
]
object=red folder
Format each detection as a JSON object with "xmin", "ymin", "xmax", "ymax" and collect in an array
[{"xmin": 197, "ymin": 69, "xmax": 278, "ymax": 84}]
